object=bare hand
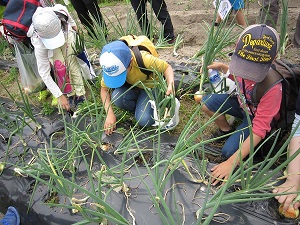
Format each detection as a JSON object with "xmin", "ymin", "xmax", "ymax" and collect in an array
[
  {"xmin": 104, "ymin": 113, "xmax": 117, "ymax": 135},
  {"xmin": 210, "ymin": 160, "xmax": 235, "ymax": 186},
  {"xmin": 57, "ymin": 95, "xmax": 70, "ymax": 111},
  {"xmin": 166, "ymin": 83, "xmax": 175, "ymax": 96},
  {"xmin": 207, "ymin": 62, "xmax": 228, "ymax": 72},
  {"xmin": 273, "ymin": 180, "xmax": 300, "ymax": 212}
]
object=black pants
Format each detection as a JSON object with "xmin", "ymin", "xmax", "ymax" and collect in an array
[
  {"xmin": 294, "ymin": 13, "xmax": 300, "ymax": 47},
  {"xmin": 70, "ymin": 0, "xmax": 107, "ymax": 37},
  {"xmin": 259, "ymin": 0, "xmax": 279, "ymax": 27},
  {"xmin": 130, "ymin": 0, "xmax": 174, "ymax": 39}
]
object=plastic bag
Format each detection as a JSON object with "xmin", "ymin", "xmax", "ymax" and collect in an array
[
  {"xmin": 13, "ymin": 41, "xmax": 45, "ymax": 94},
  {"xmin": 149, "ymin": 98, "xmax": 180, "ymax": 130},
  {"xmin": 77, "ymin": 50, "xmax": 96, "ymax": 80}
]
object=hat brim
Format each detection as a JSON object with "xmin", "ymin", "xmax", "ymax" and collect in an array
[
  {"xmin": 103, "ymin": 69, "xmax": 127, "ymax": 88},
  {"xmin": 41, "ymin": 29, "xmax": 65, "ymax": 50},
  {"xmin": 229, "ymin": 53, "xmax": 271, "ymax": 82}
]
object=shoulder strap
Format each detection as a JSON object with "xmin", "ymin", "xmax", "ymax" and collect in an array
[
  {"xmin": 131, "ymin": 46, "xmax": 152, "ymax": 77},
  {"xmin": 276, "ymin": 59, "xmax": 296, "ymax": 79},
  {"xmin": 120, "ymin": 35, "xmax": 152, "ymax": 78},
  {"xmin": 251, "ymin": 66, "xmax": 283, "ymax": 104}
]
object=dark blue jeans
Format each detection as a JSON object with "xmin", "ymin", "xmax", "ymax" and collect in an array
[
  {"xmin": 112, "ymin": 86, "xmax": 154, "ymax": 127},
  {"xmin": 203, "ymin": 93, "xmax": 254, "ymax": 158}
]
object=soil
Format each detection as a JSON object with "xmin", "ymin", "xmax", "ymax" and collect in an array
[
  {"xmin": 0, "ymin": 0, "xmax": 299, "ymax": 101},
  {"xmin": 101, "ymin": 0, "xmax": 300, "ymax": 65}
]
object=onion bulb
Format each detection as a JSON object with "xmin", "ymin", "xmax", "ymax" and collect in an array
[
  {"xmin": 194, "ymin": 91, "xmax": 203, "ymax": 103},
  {"xmin": 279, "ymin": 203, "xmax": 299, "ymax": 219}
]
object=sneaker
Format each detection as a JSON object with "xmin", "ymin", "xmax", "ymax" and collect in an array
[
  {"xmin": 68, "ymin": 95, "xmax": 85, "ymax": 108},
  {"xmin": 68, "ymin": 96, "xmax": 76, "ymax": 109},
  {"xmin": 74, "ymin": 95, "xmax": 85, "ymax": 107},
  {"xmin": 0, "ymin": 206, "xmax": 20, "ymax": 225},
  {"xmin": 210, "ymin": 128, "xmax": 235, "ymax": 143},
  {"xmin": 167, "ymin": 36, "xmax": 176, "ymax": 45}
]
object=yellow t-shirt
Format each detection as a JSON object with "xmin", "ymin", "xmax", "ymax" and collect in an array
[{"xmin": 101, "ymin": 50, "xmax": 169, "ymax": 89}]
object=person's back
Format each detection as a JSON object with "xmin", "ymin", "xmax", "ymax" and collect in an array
[
  {"xmin": 99, "ymin": 40, "xmax": 175, "ymax": 134},
  {"xmin": 200, "ymin": 24, "xmax": 280, "ymax": 185},
  {"xmin": 27, "ymin": 4, "xmax": 86, "ymax": 111}
]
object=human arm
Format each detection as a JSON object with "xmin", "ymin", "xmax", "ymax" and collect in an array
[
  {"xmin": 211, "ymin": 133, "xmax": 262, "ymax": 185},
  {"xmin": 164, "ymin": 64, "xmax": 175, "ymax": 96},
  {"xmin": 207, "ymin": 62, "xmax": 229, "ymax": 74},
  {"xmin": 100, "ymin": 86, "xmax": 117, "ymax": 135},
  {"xmin": 32, "ymin": 36, "xmax": 71, "ymax": 110},
  {"xmin": 273, "ymin": 114, "xmax": 300, "ymax": 212},
  {"xmin": 141, "ymin": 52, "xmax": 174, "ymax": 95},
  {"xmin": 211, "ymin": 82, "xmax": 282, "ymax": 185}
]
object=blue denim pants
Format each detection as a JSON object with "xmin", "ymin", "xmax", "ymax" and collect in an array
[
  {"xmin": 111, "ymin": 85, "xmax": 154, "ymax": 127},
  {"xmin": 202, "ymin": 93, "xmax": 254, "ymax": 158}
]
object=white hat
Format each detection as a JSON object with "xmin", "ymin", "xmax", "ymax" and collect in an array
[
  {"xmin": 32, "ymin": 7, "xmax": 65, "ymax": 49},
  {"xmin": 99, "ymin": 41, "xmax": 132, "ymax": 88}
]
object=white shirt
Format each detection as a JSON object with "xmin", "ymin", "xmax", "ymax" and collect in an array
[{"xmin": 29, "ymin": 4, "xmax": 76, "ymax": 98}]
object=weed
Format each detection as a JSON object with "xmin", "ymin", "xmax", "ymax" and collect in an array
[
  {"xmin": 0, "ymin": 35, "xmax": 10, "ymax": 57},
  {"xmin": 41, "ymin": 102, "xmax": 56, "ymax": 116},
  {"xmin": 5, "ymin": 67, "xmax": 19, "ymax": 84}
]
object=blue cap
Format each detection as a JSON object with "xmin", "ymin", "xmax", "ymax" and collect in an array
[{"xmin": 99, "ymin": 41, "xmax": 132, "ymax": 88}]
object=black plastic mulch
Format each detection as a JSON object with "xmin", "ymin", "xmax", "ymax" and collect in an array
[{"xmin": 0, "ymin": 60, "xmax": 299, "ymax": 225}]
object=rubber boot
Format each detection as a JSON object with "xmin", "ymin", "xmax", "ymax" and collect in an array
[{"xmin": 0, "ymin": 206, "xmax": 20, "ymax": 225}]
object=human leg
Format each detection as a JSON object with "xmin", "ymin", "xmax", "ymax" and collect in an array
[
  {"xmin": 234, "ymin": 9, "xmax": 246, "ymax": 26},
  {"xmin": 202, "ymin": 94, "xmax": 244, "ymax": 131},
  {"xmin": 130, "ymin": 0, "xmax": 150, "ymax": 36},
  {"xmin": 70, "ymin": 0, "xmax": 90, "ymax": 29},
  {"xmin": 64, "ymin": 31, "xmax": 86, "ymax": 98},
  {"xmin": 135, "ymin": 89, "xmax": 154, "ymax": 127},
  {"xmin": 259, "ymin": 0, "xmax": 279, "ymax": 27},
  {"xmin": 221, "ymin": 114, "xmax": 252, "ymax": 158},
  {"xmin": 229, "ymin": 0, "xmax": 246, "ymax": 26},
  {"xmin": 150, "ymin": 0, "xmax": 174, "ymax": 39},
  {"xmin": 52, "ymin": 31, "xmax": 85, "ymax": 107},
  {"xmin": 82, "ymin": 0, "xmax": 107, "ymax": 34},
  {"xmin": 111, "ymin": 86, "xmax": 138, "ymax": 113},
  {"xmin": 294, "ymin": 13, "xmax": 300, "ymax": 47}
]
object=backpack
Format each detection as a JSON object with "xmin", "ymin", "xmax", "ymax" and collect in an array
[
  {"xmin": 119, "ymin": 34, "xmax": 158, "ymax": 77},
  {"xmin": 2, "ymin": 0, "xmax": 40, "ymax": 41},
  {"xmin": 0, "ymin": 0, "xmax": 8, "ymax": 6},
  {"xmin": 250, "ymin": 58, "xmax": 300, "ymax": 129}
]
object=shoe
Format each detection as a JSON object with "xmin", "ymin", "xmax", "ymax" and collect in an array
[
  {"xmin": 0, "ymin": 206, "xmax": 20, "ymax": 225},
  {"xmin": 167, "ymin": 36, "xmax": 176, "ymax": 45},
  {"xmin": 68, "ymin": 96, "xmax": 76, "ymax": 109},
  {"xmin": 69, "ymin": 95, "xmax": 85, "ymax": 108},
  {"xmin": 210, "ymin": 128, "xmax": 235, "ymax": 143},
  {"xmin": 74, "ymin": 95, "xmax": 85, "ymax": 107}
]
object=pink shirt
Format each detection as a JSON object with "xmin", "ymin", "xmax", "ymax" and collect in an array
[{"xmin": 236, "ymin": 77, "xmax": 282, "ymax": 139}]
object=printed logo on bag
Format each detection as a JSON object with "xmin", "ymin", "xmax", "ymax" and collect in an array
[{"xmin": 236, "ymin": 26, "xmax": 277, "ymax": 64}]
